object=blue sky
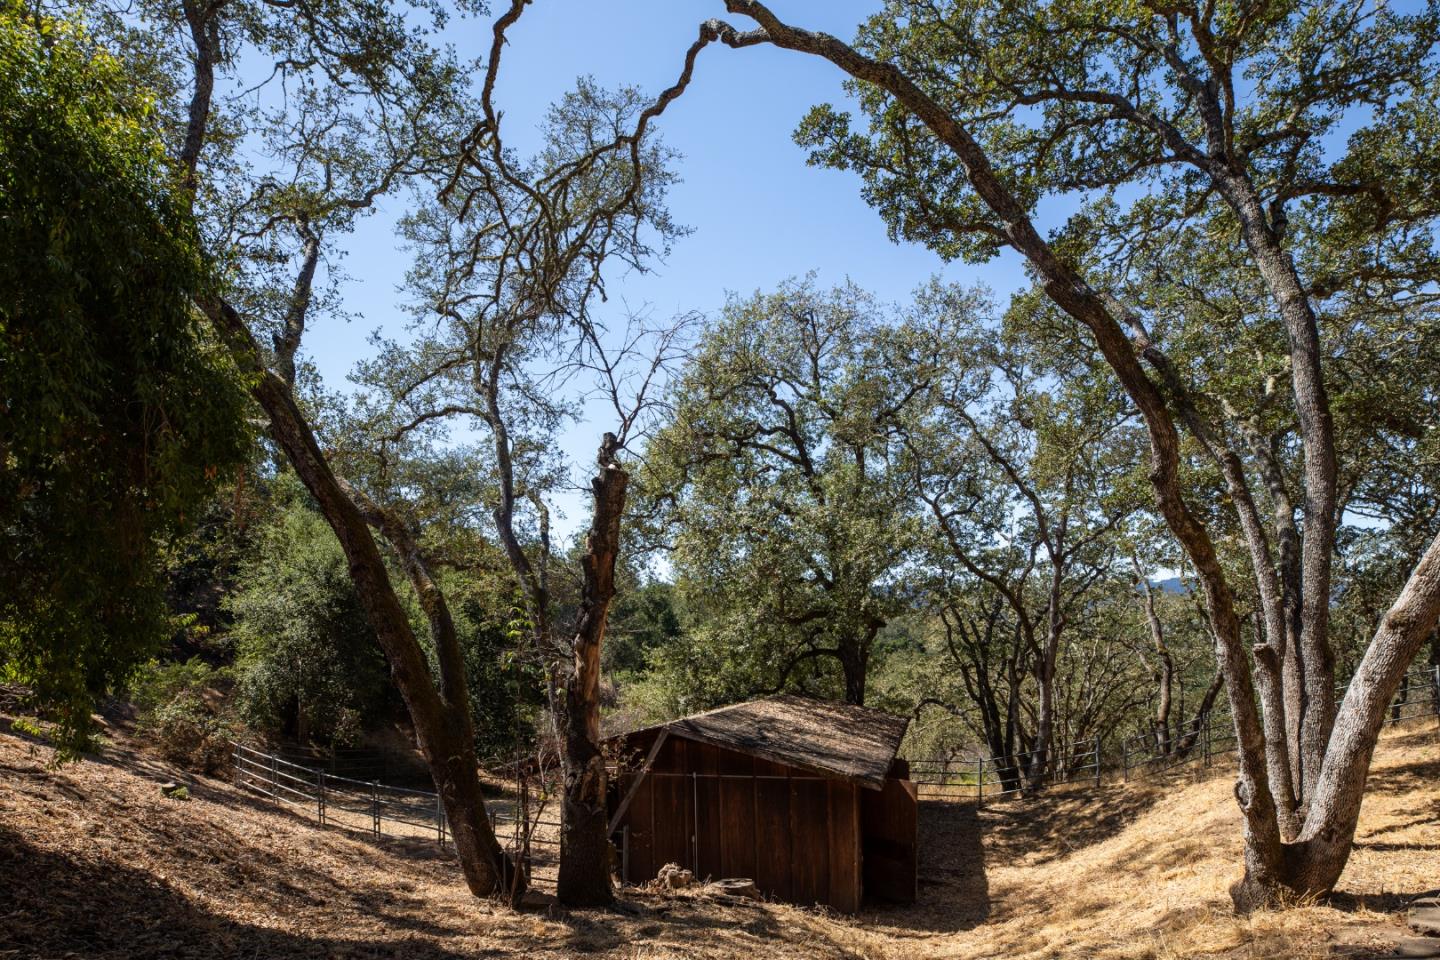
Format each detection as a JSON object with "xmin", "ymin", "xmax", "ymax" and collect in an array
[{"xmin": 305, "ymin": 1, "xmax": 1037, "ymax": 538}]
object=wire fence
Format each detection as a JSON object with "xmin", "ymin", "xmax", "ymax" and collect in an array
[
  {"xmin": 230, "ymin": 742, "xmax": 563, "ymax": 886},
  {"xmin": 911, "ymin": 662, "xmax": 1440, "ymax": 802}
]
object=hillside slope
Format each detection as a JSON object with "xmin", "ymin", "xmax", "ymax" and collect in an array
[{"xmin": 1, "ymin": 716, "xmax": 1437, "ymax": 960}]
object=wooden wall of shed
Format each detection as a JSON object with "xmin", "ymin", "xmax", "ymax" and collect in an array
[
  {"xmin": 860, "ymin": 776, "xmax": 918, "ymax": 903},
  {"xmin": 609, "ymin": 734, "xmax": 863, "ymax": 912}
]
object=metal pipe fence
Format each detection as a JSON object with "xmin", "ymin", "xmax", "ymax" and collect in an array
[
  {"xmin": 910, "ymin": 662, "xmax": 1440, "ymax": 801},
  {"xmin": 910, "ymin": 735, "xmax": 1101, "ymax": 804},
  {"xmin": 230, "ymin": 742, "xmax": 562, "ymax": 885}
]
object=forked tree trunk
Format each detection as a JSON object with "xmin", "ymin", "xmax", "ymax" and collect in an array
[
  {"xmin": 556, "ymin": 434, "xmax": 628, "ymax": 906},
  {"xmin": 1231, "ymin": 530, "xmax": 1440, "ymax": 908},
  {"xmin": 210, "ymin": 301, "xmax": 523, "ymax": 902}
]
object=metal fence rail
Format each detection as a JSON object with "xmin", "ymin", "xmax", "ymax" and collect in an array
[
  {"xmin": 910, "ymin": 662, "xmax": 1440, "ymax": 802},
  {"xmin": 231, "ymin": 742, "xmax": 561, "ymax": 885},
  {"xmin": 1118, "ymin": 662, "xmax": 1439, "ymax": 783},
  {"xmin": 911, "ymin": 735, "xmax": 1101, "ymax": 805}
]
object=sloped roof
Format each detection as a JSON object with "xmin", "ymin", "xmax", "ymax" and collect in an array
[{"xmin": 622, "ymin": 695, "xmax": 910, "ymax": 790}]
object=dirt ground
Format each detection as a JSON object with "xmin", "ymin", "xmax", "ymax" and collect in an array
[{"xmin": 1, "ymin": 714, "xmax": 1437, "ymax": 960}]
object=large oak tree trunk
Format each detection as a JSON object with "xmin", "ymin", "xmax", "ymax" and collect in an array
[
  {"xmin": 556, "ymin": 434, "xmax": 628, "ymax": 906},
  {"xmin": 1230, "ymin": 531, "xmax": 1440, "ymax": 907},
  {"xmin": 1217, "ymin": 174, "xmax": 1340, "ymax": 808},
  {"xmin": 210, "ymin": 302, "xmax": 523, "ymax": 902}
]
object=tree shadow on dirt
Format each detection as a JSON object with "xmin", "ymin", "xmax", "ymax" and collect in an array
[
  {"xmin": 0, "ymin": 827, "xmax": 477, "ymax": 960},
  {"xmin": 1328, "ymin": 887, "xmax": 1440, "ymax": 915},
  {"xmin": 514, "ymin": 889, "xmax": 875, "ymax": 959},
  {"xmin": 855, "ymin": 798, "xmax": 989, "ymax": 935},
  {"xmin": 977, "ymin": 783, "xmax": 1164, "ymax": 866}
]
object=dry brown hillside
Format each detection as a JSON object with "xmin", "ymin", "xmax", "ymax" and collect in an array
[{"xmin": 1, "ymin": 714, "xmax": 1437, "ymax": 960}]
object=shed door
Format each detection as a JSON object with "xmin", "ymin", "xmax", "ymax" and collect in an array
[{"xmin": 860, "ymin": 777, "xmax": 917, "ymax": 903}]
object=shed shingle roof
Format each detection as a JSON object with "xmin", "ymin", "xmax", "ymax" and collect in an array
[{"xmin": 621, "ymin": 695, "xmax": 909, "ymax": 790}]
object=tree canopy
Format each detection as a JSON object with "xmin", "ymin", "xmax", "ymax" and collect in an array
[{"xmin": 0, "ymin": 4, "xmax": 249, "ymax": 753}]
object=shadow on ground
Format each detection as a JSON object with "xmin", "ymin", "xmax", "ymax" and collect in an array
[{"xmin": 0, "ymin": 827, "xmax": 475, "ymax": 960}]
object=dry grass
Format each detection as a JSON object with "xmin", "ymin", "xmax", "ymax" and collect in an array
[{"xmin": 1, "ymin": 713, "xmax": 1437, "ymax": 960}]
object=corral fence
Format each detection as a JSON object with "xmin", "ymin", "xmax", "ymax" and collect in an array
[
  {"xmin": 910, "ymin": 662, "xmax": 1440, "ymax": 803},
  {"xmin": 270, "ymin": 743, "xmax": 391, "ymax": 782},
  {"xmin": 230, "ymin": 742, "xmax": 562, "ymax": 886},
  {"xmin": 909, "ymin": 735, "xmax": 1101, "ymax": 805}
]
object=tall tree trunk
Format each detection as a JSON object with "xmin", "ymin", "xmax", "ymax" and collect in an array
[
  {"xmin": 1135, "ymin": 571, "xmax": 1175, "ymax": 753},
  {"xmin": 1028, "ymin": 566, "xmax": 1064, "ymax": 789},
  {"xmin": 556, "ymin": 434, "xmax": 628, "ymax": 906},
  {"xmin": 210, "ymin": 301, "xmax": 523, "ymax": 902},
  {"xmin": 1215, "ymin": 172, "xmax": 1339, "ymax": 806}
]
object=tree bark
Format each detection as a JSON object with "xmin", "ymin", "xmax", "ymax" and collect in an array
[
  {"xmin": 1248, "ymin": 529, "xmax": 1440, "ymax": 904},
  {"xmin": 1212, "ymin": 170, "xmax": 1339, "ymax": 807},
  {"xmin": 209, "ymin": 300, "xmax": 523, "ymax": 902},
  {"xmin": 556, "ymin": 433, "xmax": 628, "ymax": 906},
  {"xmin": 1028, "ymin": 563, "xmax": 1064, "ymax": 788},
  {"xmin": 1135, "ymin": 570, "xmax": 1174, "ymax": 753}
]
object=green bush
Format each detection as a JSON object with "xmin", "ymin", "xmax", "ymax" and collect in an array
[
  {"xmin": 227, "ymin": 491, "xmax": 393, "ymax": 746},
  {"xmin": 129, "ymin": 658, "xmax": 236, "ymax": 773},
  {"xmin": 0, "ymin": 5, "xmax": 250, "ymax": 756}
]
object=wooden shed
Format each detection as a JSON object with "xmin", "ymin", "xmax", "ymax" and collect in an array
[{"xmin": 604, "ymin": 695, "xmax": 917, "ymax": 911}]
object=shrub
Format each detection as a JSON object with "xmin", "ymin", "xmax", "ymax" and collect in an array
[{"xmin": 129, "ymin": 658, "xmax": 236, "ymax": 773}]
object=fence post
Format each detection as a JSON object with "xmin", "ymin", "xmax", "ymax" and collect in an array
[
  {"xmin": 317, "ymin": 770, "xmax": 326, "ymax": 826},
  {"xmin": 1203, "ymin": 716, "xmax": 1212, "ymax": 769},
  {"xmin": 1122, "ymin": 741, "xmax": 1129, "ymax": 783},
  {"xmin": 622, "ymin": 825, "xmax": 630, "ymax": 885},
  {"xmin": 436, "ymin": 792, "xmax": 444, "ymax": 847},
  {"xmin": 1093, "ymin": 736, "xmax": 1102, "ymax": 787},
  {"xmin": 976, "ymin": 756, "xmax": 984, "ymax": 808},
  {"xmin": 371, "ymin": 781, "xmax": 380, "ymax": 839},
  {"xmin": 1432, "ymin": 664, "xmax": 1440, "ymax": 721}
]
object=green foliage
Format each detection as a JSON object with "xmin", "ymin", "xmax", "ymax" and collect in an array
[
  {"xmin": 603, "ymin": 580, "xmax": 684, "ymax": 678},
  {"xmin": 451, "ymin": 587, "xmax": 544, "ymax": 763},
  {"xmin": 0, "ymin": 5, "xmax": 250, "ymax": 756},
  {"xmin": 226, "ymin": 485, "xmax": 392, "ymax": 746},
  {"xmin": 129, "ymin": 658, "xmax": 236, "ymax": 773},
  {"xmin": 640, "ymin": 280, "xmax": 934, "ymax": 706},
  {"xmin": 224, "ymin": 475, "xmax": 541, "ymax": 759}
]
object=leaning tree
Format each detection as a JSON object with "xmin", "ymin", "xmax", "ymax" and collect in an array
[{"xmin": 562, "ymin": 0, "xmax": 1440, "ymax": 906}]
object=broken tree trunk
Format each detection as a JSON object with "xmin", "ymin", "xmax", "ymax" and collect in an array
[{"xmin": 556, "ymin": 433, "xmax": 629, "ymax": 906}]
